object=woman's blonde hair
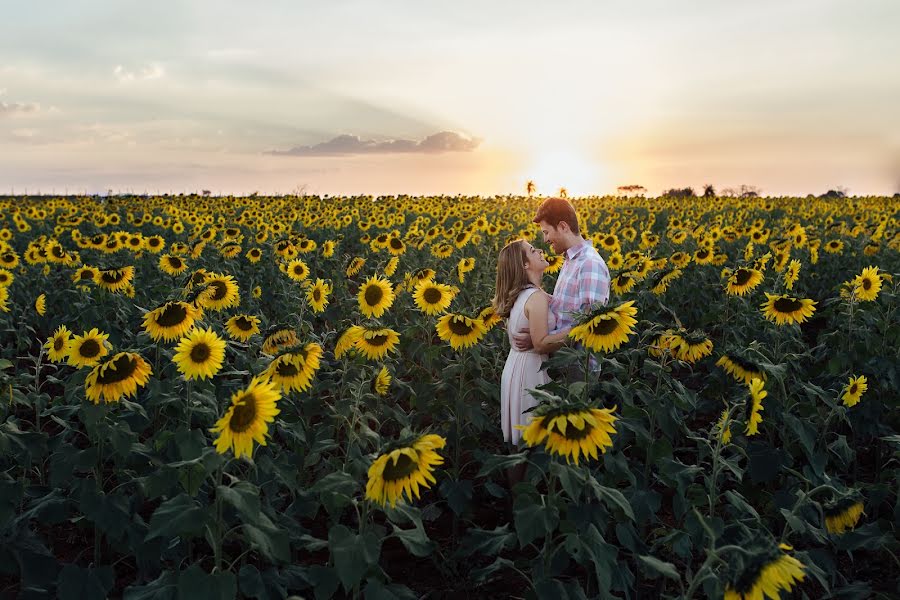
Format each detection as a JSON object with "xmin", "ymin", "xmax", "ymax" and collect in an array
[{"xmin": 492, "ymin": 239, "xmax": 532, "ymax": 318}]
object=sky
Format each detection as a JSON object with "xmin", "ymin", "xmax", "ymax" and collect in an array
[{"xmin": 2, "ymin": 0, "xmax": 899, "ymax": 197}]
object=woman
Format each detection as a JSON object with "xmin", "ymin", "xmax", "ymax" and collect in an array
[{"xmin": 492, "ymin": 239, "xmax": 568, "ymax": 449}]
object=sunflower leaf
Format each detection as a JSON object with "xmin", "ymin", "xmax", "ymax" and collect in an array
[{"xmin": 637, "ymin": 554, "xmax": 679, "ymax": 581}]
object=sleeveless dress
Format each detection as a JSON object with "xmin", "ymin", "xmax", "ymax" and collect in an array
[{"xmin": 500, "ymin": 286, "xmax": 557, "ymax": 446}]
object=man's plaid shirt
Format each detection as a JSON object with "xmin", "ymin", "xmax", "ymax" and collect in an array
[{"xmin": 549, "ymin": 239, "xmax": 610, "ymax": 334}]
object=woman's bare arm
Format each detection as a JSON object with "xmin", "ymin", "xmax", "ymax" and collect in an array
[{"xmin": 524, "ymin": 292, "xmax": 568, "ymax": 354}]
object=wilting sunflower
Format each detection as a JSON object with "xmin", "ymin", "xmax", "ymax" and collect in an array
[
  {"xmin": 335, "ymin": 325, "xmax": 364, "ymax": 359},
  {"xmin": 760, "ymin": 293, "xmax": 817, "ymax": 326},
  {"xmin": 436, "ymin": 313, "xmax": 487, "ymax": 350},
  {"xmin": 852, "ymin": 266, "xmax": 882, "ymax": 302},
  {"xmin": 261, "ymin": 327, "xmax": 300, "ymax": 355},
  {"xmin": 478, "ymin": 305, "xmax": 502, "ymax": 331},
  {"xmin": 358, "ymin": 275, "xmax": 395, "ymax": 318},
  {"xmin": 95, "ymin": 266, "xmax": 135, "ymax": 293},
  {"xmin": 384, "ymin": 256, "xmax": 400, "ymax": 277},
  {"xmin": 197, "ymin": 273, "xmax": 240, "ymax": 311},
  {"xmin": 211, "ymin": 376, "xmax": 281, "ymax": 459},
  {"xmin": 356, "ymin": 326, "xmax": 401, "ymax": 360},
  {"xmin": 35, "ymin": 293, "xmax": 46, "ymax": 316},
  {"xmin": 67, "ymin": 328, "xmax": 110, "ymax": 368},
  {"xmin": 745, "ymin": 378, "xmax": 766, "ymax": 436},
  {"xmin": 71, "ymin": 265, "xmax": 98, "ymax": 285},
  {"xmin": 44, "ymin": 325, "xmax": 72, "ymax": 362},
  {"xmin": 365, "ymin": 433, "xmax": 446, "ymax": 507},
  {"xmin": 520, "ymin": 401, "xmax": 618, "ymax": 465},
  {"xmin": 672, "ymin": 331, "xmax": 713, "ymax": 364},
  {"xmin": 717, "ymin": 409, "xmax": 732, "ymax": 444},
  {"xmin": 85, "ymin": 351, "xmax": 153, "ymax": 404},
  {"xmin": 143, "ymin": 301, "xmax": 201, "ymax": 342},
  {"xmin": 264, "ymin": 343, "xmax": 323, "ymax": 393},
  {"xmin": 172, "ymin": 327, "xmax": 226, "ymax": 381},
  {"xmin": 611, "ymin": 272, "xmax": 636, "ymax": 295},
  {"xmin": 725, "ymin": 267, "xmax": 764, "ymax": 296},
  {"xmin": 841, "ymin": 375, "xmax": 867, "ymax": 407},
  {"xmin": 783, "ymin": 259, "xmax": 801, "ymax": 290},
  {"xmin": 716, "ymin": 353, "xmax": 766, "ymax": 384},
  {"xmin": 346, "ymin": 257, "xmax": 366, "ymax": 277},
  {"xmin": 306, "ymin": 278, "xmax": 333, "ymax": 313},
  {"xmin": 283, "ymin": 258, "xmax": 310, "ymax": 282},
  {"xmin": 568, "ymin": 301, "xmax": 638, "ymax": 353},
  {"xmin": 723, "ymin": 540, "xmax": 804, "ymax": 600},
  {"xmin": 225, "ymin": 314, "xmax": 261, "ymax": 342},
  {"xmin": 373, "ymin": 365, "xmax": 391, "ymax": 396},
  {"xmin": 413, "ymin": 280, "xmax": 456, "ymax": 315},
  {"xmin": 823, "ymin": 497, "xmax": 864, "ymax": 534},
  {"xmin": 650, "ymin": 268, "xmax": 682, "ymax": 295}
]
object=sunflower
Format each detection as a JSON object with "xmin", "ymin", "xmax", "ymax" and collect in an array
[
  {"xmin": 356, "ymin": 326, "xmax": 401, "ymax": 361},
  {"xmin": 67, "ymin": 328, "xmax": 110, "ymax": 368},
  {"xmin": 384, "ymin": 256, "xmax": 400, "ymax": 277},
  {"xmin": 404, "ymin": 268, "xmax": 437, "ymax": 291},
  {"xmin": 672, "ymin": 331, "xmax": 713, "ymax": 364},
  {"xmin": 211, "ymin": 376, "xmax": 281, "ymax": 459},
  {"xmin": 335, "ymin": 325, "xmax": 364, "ymax": 359},
  {"xmin": 35, "ymin": 293, "xmax": 46, "ymax": 316},
  {"xmin": 197, "ymin": 273, "xmax": 240, "ymax": 311},
  {"xmin": 431, "ymin": 243, "xmax": 454, "ymax": 259},
  {"xmin": 85, "ymin": 351, "xmax": 153, "ymax": 404},
  {"xmin": 172, "ymin": 327, "xmax": 226, "ymax": 381},
  {"xmin": 542, "ymin": 254, "xmax": 564, "ymax": 275},
  {"xmin": 346, "ymin": 257, "xmax": 366, "ymax": 277},
  {"xmin": 457, "ymin": 257, "xmax": 476, "ymax": 282},
  {"xmin": 358, "ymin": 275, "xmax": 395, "ymax": 318},
  {"xmin": 746, "ymin": 378, "xmax": 766, "ymax": 436},
  {"xmin": 413, "ymin": 280, "xmax": 456, "ymax": 315},
  {"xmin": 611, "ymin": 273, "xmax": 636, "ymax": 295},
  {"xmin": 436, "ymin": 313, "xmax": 486, "ymax": 350},
  {"xmin": 823, "ymin": 498, "xmax": 864, "ymax": 534},
  {"xmin": 725, "ymin": 267, "xmax": 764, "ymax": 296},
  {"xmin": 365, "ymin": 433, "xmax": 446, "ymax": 507},
  {"xmin": 245, "ymin": 247, "xmax": 263, "ymax": 263},
  {"xmin": 841, "ymin": 375, "xmax": 867, "ymax": 407},
  {"xmin": 724, "ymin": 541, "xmax": 804, "ymax": 600},
  {"xmin": 283, "ymin": 258, "xmax": 310, "ymax": 282},
  {"xmin": 264, "ymin": 343, "xmax": 323, "ymax": 393},
  {"xmin": 321, "ymin": 240, "xmax": 336, "ymax": 258},
  {"xmin": 0, "ymin": 251, "xmax": 20, "ymax": 269},
  {"xmin": 717, "ymin": 409, "xmax": 732, "ymax": 444},
  {"xmin": 143, "ymin": 301, "xmax": 201, "ymax": 342},
  {"xmin": 71, "ymin": 265, "xmax": 98, "ymax": 285},
  {"xmin": 823, "ymin": 239, "xmax": 843, "ymax": 254},
  {"xmin": 373, "ymin": 365, "xmax": 391, "ymax": 396},
  {"xmin": 520, "ymin": 402, "xmax": 618, "ymax": 465},
  {"xmin": 852, "ymin": 266, "xmax": 881, "ymax": 302},
  {"xmin": 478, "ymin": 305, "xmax": 502, "ymax": 331},
  {"xmin": 306, "ymin": 278, "xmax": 333, "ymax": 313},
  {"xmin": 760, "ymin": 293, "xmax": 817, "ymax": 326},
  {"xmin": 225, "ymin": 314, "xmax": 261, "ymax": 342},
  {"xmin": 95, "ymin": 266, "xmax": 135, "ymax": 293},
  {"xmin": 783, "ymin": 259, "xmax": 801, "ymax": 290},
  {"xmin": 261, "ymin": 327, "xmax": 300, "ymax": 355},
  {"xmin": 716, "ymin": 354, "xmax": 766, "ymax": 384},
  {"xmin": 568, "ymin": 301, "xmax": 638, "ymax": 353},
  {"xmin": 650, "ymin": 268, "xmax": 682, "ymax": 295},
  {"xmin": 144, "ymin": 235, "xmax": 165, "ymax": 253},
  {"xmin": 386, "ymin": 237, "xmax": 406, "ymax": 256},
  {"xmin": 606, "ymin": 252, "xmax": 624, "ymax": 271},
  {"xmin": 694, "ymin": 247, "xmax": 714, "ymax": 265},
  {"xmin": 44, "ymin": 325, "xmax": 72, "ymax": 362}
]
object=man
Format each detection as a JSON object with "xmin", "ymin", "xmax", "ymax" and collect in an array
[{"xmin": 513, "ymin": 197, "xmax": 610, "ymax": 359}]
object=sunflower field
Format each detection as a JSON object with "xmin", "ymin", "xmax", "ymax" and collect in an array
[{"xmin": 0, "ymin": 193, "xmax": 898, "ymax": 599}]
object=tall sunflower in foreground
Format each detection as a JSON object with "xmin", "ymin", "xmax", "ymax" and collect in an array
[
  {"xmin": 211, "ymin": 376, "xmax": 281, "ymax": 459},
  {"xmin": 852, "ymin": 266, "xmax": 882, "ymax": 301},
  {"xmin": 568, "ymin": 301, "xmax": 638, "ymax": 353},
  {"xmin": 67, "ymin": 328, "xmax": 110, "ymax": 368},
  {"xmin": 358, "ymin": 275, "xmax": 395, "ymax": 318},
  {"xmin": 745, "ymin": 377, "xmax": 766, "ymax": 436},
  {"xmin": 143, "ymin": 301, "xmax": 201, "ymax": 342},
  {"xmin": 305, "ymin": 278, "xmax": 333, "ymax": 313},
  {"xmin": 760, "ymin": 293, "xmax": 816, "ymax": 326},
  {"xmin": 436, "ymin": 313, "xmax": 487, "ymax": 350},
  {"xmin": 413, "ymin": 280, "xmax": 456, "ymax": 315},
  {"xmin": 225, "ymin": 314, "xmax": 261, "ymax": 342},
  {"xmin": 841, "ymin": 375, "xmax": 867, "ymax": 407},
  {"xmin": 85, "ymin": 351, "xmax": 153, "ymax": 404},
  {"xmin": 725, "ymin": 267, "xmax": 763, "ymax": 296},
  {"xmin": 44, "ymin": 325, "xmax": 72, "ymax": 362},
  {"xmin": 723, "ymin": 540, "xmax": 805, "ymax": 600},
  {"xmin": 366, "ymin": 433, "xmax": 446, "ymax": 508},
  {"xmin": 173, "ymin": 327, "xmax": 226, "ymax": 380},
  {"xmin": 520, "ymin": 400, "xmax": 618, "ymax": 465}
]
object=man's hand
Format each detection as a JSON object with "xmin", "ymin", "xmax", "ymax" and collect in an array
[{"xmin": 513, "ymin": 330, "xmax": 533, "ymax": 352}]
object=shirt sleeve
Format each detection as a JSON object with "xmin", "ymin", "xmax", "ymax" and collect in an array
[{"xmin": 578, "ymin": 256, "xmax": 610, "ymax": 309}]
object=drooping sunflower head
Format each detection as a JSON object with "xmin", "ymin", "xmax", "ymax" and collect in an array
[
  {"xmin": 358, "ymin": 275, "xmax": 395, "ymax": 318},
  {"xmin": 365, "ymin": 433, "xmax": 446, "ymax": 507},
  {"xmin": 210, "ymin": 376, "xmax": 281, "ymax": 459},
  {"xmin": 85, "ymin": 351, "xmax": 153, "ymax": 404},
  {"xmin": 673, "ymin": 330, "xmax": 713, "ymax": 364},
  {"xmin": 373, "ymin": 365, "xmax": 391, "ymax": 396},
  {"xmin": 568, "ymin": 301, "xmax": 638, "ymax": 353},
  {"xmin": 95, "ymin": 266, "xmax": 135, "ymax": 292},
  {"xmin": 520, "ymin": 400, "xmax": 618, "ymax": 465},
  {"xmin": 143, "ymin": 301, "xmax": 200, "ymax": 342},
  {"xmin": 760, "ymin": 293, "xmax": 817, "ymax": 326},
  {"xmin": 172, "ymin": 327, "xmax": 227, "ymax": 381},
  {"xmin": 745, "ymin": 377, "xmax": 767, "ymax": 436},
  {"xmin": 611, "ymin": 272, "xmax": 636, "ymax": 295},
  {"xmin": 783, "ymin": 259, "xmax": 802, "ymax": 290},
  {"xmin": 261, "ymin": 326, "xmax": 300, "ymax": 355},
  {"xmin": 723, "ymin": 537, "xmax": 805, "ymax": 600},
  {"xmin": 197, "ymin": 273, "xmax": 240, "ymax": 311},
  {"xmin": 650, "ymin": 268, "xmax": 682, "ymax": 295},
  {"xmin": 355, "ymin": 326, "xmax": 401, "ymax": 361},
  {"xmin": 346, "ymin": 256, "xmax": 366, "ymax": 277},
  {"xmin": 716, "ymin": 353, "xmax": 766, "ymax": 384},
  {"xmin": 478, "ymin": 305, "xmax": 502, "ymax": 331},
  {"xmin": 823, "ymin": 494, "xmax": 865, "ymax": 534},
  {"xmin": 225, "ymin": 314, "xmax": 261, "ymax": 342},
  {"xmin": 264, "ymin": 343, "xmax": 323, "ymax": 393}
]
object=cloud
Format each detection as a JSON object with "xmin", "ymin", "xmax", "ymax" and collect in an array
[
  {"xmin": 114, "ymin": 62, "xmax": 165, "ymax": 83},
  {"xmin": 267, "ymin": 131, "xmax": 481, "ymax": 157},
  {"xmin": 0, "ymin": 100, "xmax": 40, "ymax": 117}
]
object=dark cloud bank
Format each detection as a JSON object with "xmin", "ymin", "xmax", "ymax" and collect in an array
[{"xmin": 267, "ymin": 131, "xmax": 480, "ymax": 157}]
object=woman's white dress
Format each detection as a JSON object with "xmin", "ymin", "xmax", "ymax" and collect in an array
[{"xmin": 501, "ymin": 286, "xmax": 556, "ymax": 446}]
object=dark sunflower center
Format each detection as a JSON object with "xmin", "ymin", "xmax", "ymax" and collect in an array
[
  {"xmin": 696, "ymin": 250, "xmax": 709, "ymax": 259},
  {"xmin": 234, "ymin": 317, "xmax": 253, "ymax": 331},
  {"xmin": 229, "ymin": 394, "xmax": 258, "ymax": 433},
  {"xmin": 849, "ymin": 384, "xmax": 858, "ymax": 395},
  {"xmin": 293, "ymin": 265, "xmax": 305, "ymax": 276},
  {"xmin": 54, "ymin": 337, "xmax": 65, "ymax": 351},
  {"xmin": 148, "ymin": 238, "xmax": 161, "ymax": 247},
  {"xmin": 250, "ymin": 249, "xmax": 260, "ymax": 257},
  {"xmin": 101, "ymin": 270, "xmax": 125, "ymax": 284},
  {"xmin": 79, "ymin": 339, "xmax": 101, "ymax": 358},
  {"xmin": 364, "ymin": 285, "xmax": 384, "ymax": 306},
  {"xmin": 129, "ymin": 238, "xmax": 141, "ymax": 247},
  {"xmin": 448, "ymin": 318, "xmax": 474, "ymax": 336},
  {"xmin": 390, "ymin": 238, "xmax": 403, "ymax": 249},
  {"xmin": 588, "ymin": 317, "xmax": 620, "ymax": 336},
  {"xmin": 862, "ymin": 278, "xmax": 872, "ymax": 290},
  {"xmin": 167, "ymin": 257, "xmax": 183, "ymax": 269},
  {"xmin": 156, "ymin": 303, "xmax": 188, "ymax": 327},
  {"xmin": 423, "ymin": 287, "xmax": 443, "ymax": 304},
  {"xmin": 275, "ymin": 359, "xmax": 300, "ymax": 377},
  {"xmin": 207, "ymin": 280, "xmax": 227, "ymax": 300},
  {"xmin": 366, "ymin": 334, "xmax": 389, "ymax": 347},
  {"xmin": 1, "ymin": 254, "xmax": 13, "ymax": 264},
  {"xmin": 550, "ymin": 417, "xmax": 595, "ymax": 440},
  {"xmin": 382, "ymin": 452, "xmax": 419, "ymax": 481},
  {"xmin": 77, "ymin": 269, "xmax": 92, "ymax": 280},
  {"xmin": 773, "ymin": 297, "xmax": 803, "ymax": 313},
  {"xmin": 733, "ymin": 269, "xmax": 752, "ymax": 286},
  {"xmin": 96, "ymin": 354, "xmax": 138, "ymax": 384},
  {"xmin": 189, "ymin": 343, "xmax": 211, "ymax": 363},
  {"xmin": 313, "ymin": 289, "xmax": 322, "ymax": 301},
  {"xmin": 604, "ymin": 236, "xmax": 615, "ymax": 246}
]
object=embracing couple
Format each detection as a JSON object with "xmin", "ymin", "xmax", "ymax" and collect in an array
[{"xmin": 491, "ymin": 197, "xmax": 611, "ymax": 447}]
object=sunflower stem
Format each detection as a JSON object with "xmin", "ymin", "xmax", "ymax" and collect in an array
[{"xmin": 186, "ymin": 379, "xmax": 193, "ymax": 430}]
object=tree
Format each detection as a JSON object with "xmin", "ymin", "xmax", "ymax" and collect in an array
[
  {"xmin": 702, "ymin": 184, "xmax": 716, "ymax": 197},
  {"xmin": 558, "ymin": 187, "xmax": 568, "ymax": 199},
  {"xmin": 526, "ymin": 180, "xmax": 536, "ymax": 197},
  {"xmin": 662, "ymin": 187, "xmax": 695, "ymax": 199},
  {"xmin": 616, "ymin": 185, "xmax": 646, "ymax": 197}
]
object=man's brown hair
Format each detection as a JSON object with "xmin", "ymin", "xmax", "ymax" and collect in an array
[{"xmin": 532, "ymin": 197, "xmax": 579, "ymax": 234}]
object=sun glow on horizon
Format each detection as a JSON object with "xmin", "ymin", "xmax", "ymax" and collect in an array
[{"xmin": 522, "ymin": 148, "xmax": 608, "ymax": 197}]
